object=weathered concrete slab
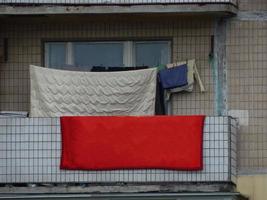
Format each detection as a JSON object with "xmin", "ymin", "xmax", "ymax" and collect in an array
[
  {"xmin": 0, "ymin": 4, "xmax": 237, "ymax": 15},
  {"xmin": 0, "ymin": 191, "xmax": 249, "ymax": 200},
  {"xmin": 0, "ymin": 183, "xmax": 236, "ymax": 194},
  {"xmin": 235, "ymin": 11, "xmax": 267, "ymax": 21}
]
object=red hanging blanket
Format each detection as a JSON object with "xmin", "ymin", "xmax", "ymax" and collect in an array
[{"xmin": 60, "ymin": 115, "xmax": 205, "ymax": 171}]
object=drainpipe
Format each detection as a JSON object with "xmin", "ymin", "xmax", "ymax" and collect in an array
[{"xmin": 211, "ymin": 17, "xmax": 228, "ymax": 116}]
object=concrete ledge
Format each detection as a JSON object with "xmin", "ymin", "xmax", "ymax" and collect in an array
[
  {"xmin": 238, "ymin": 168, "xmax": 267, "ymax": 175},
  {"xmin": 0, "ymin": 192, "xmax": 248, "ymax": 200},
  {"xmin": 0, "ymin": 183, "xmax": 236, "ymax": 194},
  {"xmin": 235, "ymin": 11, "xmax": 267, "ymax": 21},
  {"xmin": 0, "ymin": 4, "xmax": 237, "ymax": 16}
]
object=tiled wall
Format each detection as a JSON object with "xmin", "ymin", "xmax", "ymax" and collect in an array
[
  {"xmin": 227, "ymin": 0, "xmax": 267, "ymax": 172},
  {"xmin": 227, "ymin": 20, "xmax": 267, "ymax": 172},
  {"xmin": 0, "ymin": 16, "xmax": 214, "ymax": 115},
  {"xmin": 0, "ymin": 116, "xmax": 236, "ymax": 183},
  {"xmin": 239, "ymin": 0, "xmax": 267, "ymax": 11}
]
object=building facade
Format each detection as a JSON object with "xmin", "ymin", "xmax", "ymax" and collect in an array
[{"xmin": 0, "ymin": 0, "xmax": 266, "ymax": 199}]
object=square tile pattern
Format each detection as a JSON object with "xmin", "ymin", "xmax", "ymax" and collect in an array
[{"xmin": 0, "ymin": 116, "xmax": 237, "ymax": 183}]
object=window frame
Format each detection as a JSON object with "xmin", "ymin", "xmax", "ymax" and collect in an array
[{"xmin": 43, "ymin": 39, "xmax": 172, "ymax": 68}]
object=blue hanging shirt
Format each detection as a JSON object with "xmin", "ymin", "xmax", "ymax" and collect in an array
[{"xmin": 159, "ymin": 64, "xmax": 188, "ymax": 90}]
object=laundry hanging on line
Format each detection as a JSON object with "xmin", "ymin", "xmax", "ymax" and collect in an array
[
  {"xmin": 158, "ymin": 64, "xmax": 188, "ymax": 90},
  {"xmin": 60, "ymin": 115, "xmax": 205, "ymax": 171},
  {"xmin": 90, "ymin": 66, "xmax": 165, "ymax": 115},
  {"xmin": 29, "ymin": 65, "xmax": 157, "ymax": 117},
  {"xmin": 166, "ymin": 59, "xmax": 206, "ymax": 93},
  {"xmin": 156, "ymin": 59, "xmax": 206, "ymax": 103}
]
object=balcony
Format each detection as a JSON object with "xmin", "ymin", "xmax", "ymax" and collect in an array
[
  {"xmin": 0, "ymin": 0, "xmax": 238, "ymax": 16},
  {"xmin": 0, "ymin": 116, "xmax": 237, "ymax": 186}
]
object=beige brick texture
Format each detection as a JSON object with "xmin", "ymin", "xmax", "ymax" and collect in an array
[{"xmin": 227, "ymin": 20, "xmax": 267, "ymax": 170}]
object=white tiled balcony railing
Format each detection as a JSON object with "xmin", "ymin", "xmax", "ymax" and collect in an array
[
  {"xmin": 0, "ymin": 116, "xmax": 237, "ymax": 184},
  {"xmin": 0, "ymin": 0, "xmax": 238, "ymax": 5}
]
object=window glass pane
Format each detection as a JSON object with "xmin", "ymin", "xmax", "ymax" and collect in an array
[
  {"xmin": 135, "ymin": 41, "xmax": 170, "ymax": 67},
  {"xmin": 46, "ymin": 43, "xmax": 66, "ymax": 68},
  {"xmin": 73, "ymin": 43, "xmax": 123, "ymax": 67}
]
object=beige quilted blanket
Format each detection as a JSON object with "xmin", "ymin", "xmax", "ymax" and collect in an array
[{"xmin": 30, "ymin": 65, "xmax": 156, "ymax": 117}]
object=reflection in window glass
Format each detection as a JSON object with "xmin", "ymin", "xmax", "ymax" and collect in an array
[
  {"xmin": 46, "ymin": 43, "xmax": 66, "ymax": 68},
  {"xmin": 45, "ymin": 41, "xmax": 171, "ymax": 69},
  {"xmin": 135, "ymin": 42, "xmax": 170, "ymax": 67},
  {"xmin": 73, "ymin": 43, "xmax": 123, "ymax": 67}
]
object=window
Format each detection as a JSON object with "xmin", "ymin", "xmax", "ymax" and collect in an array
[
  {"xmin": 135, "ymin": 42, "xmax": 170, "ymax": 67},
  {"xmin": 44, "ymin": 41, "xmax": 171, "ymax": 68},
  {"xmin": 45, "ymin": 42, "xmax": 66, "ymax": 69}
]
